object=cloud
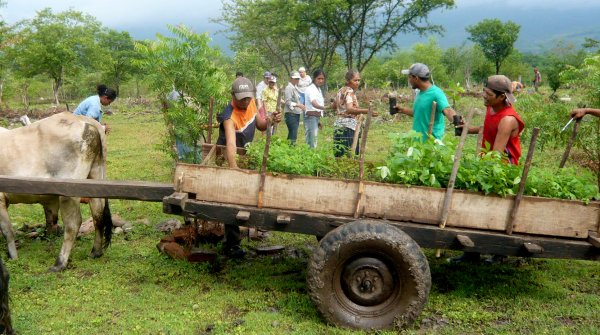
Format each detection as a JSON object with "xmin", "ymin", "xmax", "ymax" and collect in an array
[{"xmin": 457, "ymin": 0, "xmax": 598, "ymax": 9}]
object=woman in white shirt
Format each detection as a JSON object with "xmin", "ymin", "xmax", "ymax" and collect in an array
[{"xmin": 303, "ymin": 69, "xmax": 326, "ymax": 148}]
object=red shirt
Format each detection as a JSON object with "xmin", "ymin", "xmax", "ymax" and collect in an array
[{"xmin": 482, "ymin": 105, "xmax": 525, "ymax": 165}]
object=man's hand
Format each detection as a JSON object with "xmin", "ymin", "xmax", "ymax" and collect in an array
[
  {"xmin": 297, "ymin": 103, "xmax": 306, "ymax": 111},
  {"xmin": 570, "ymin": 108, "xmax": 587, "ymax": 119},
  {"xmin": 271, "ymin": 111, "xmax": 282, "ymax": 123}
]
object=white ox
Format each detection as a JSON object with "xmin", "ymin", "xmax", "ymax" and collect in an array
[{"xmin": 0, "ymin": 112, "xmax": 113, "ymax": 272}]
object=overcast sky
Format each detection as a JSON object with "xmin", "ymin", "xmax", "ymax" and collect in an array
[{"xmin": 2, "ymin": 0, "xmax": 600, "ymax": 52}]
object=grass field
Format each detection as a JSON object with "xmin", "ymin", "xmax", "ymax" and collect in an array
[{"xmin": 2, "ymin": 95, "xmax": 600, "ymax": 335}]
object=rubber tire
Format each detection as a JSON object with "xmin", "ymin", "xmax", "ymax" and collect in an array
[{"xmin": 307, "ymin": 220, "xmax": 431, "ymax": 330}]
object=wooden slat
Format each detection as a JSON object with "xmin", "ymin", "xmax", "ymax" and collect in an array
[
  {"xmin": 175, "ymin": 164, "xmax": 599, "ymax": 239},
  {"xmin": 182, "ymin": 200, "xmax": 600, "ymax": 261},
  {"xmin": 523, "ymin": 242, "xmax": 544, "ymax": 254},
  {"xmin": 0, "ymin": 175, "xmax": 173, "ymax": 202},
  {"xmin": 456, "ymin": 234, "xmax": 475, "ymax": 248}
]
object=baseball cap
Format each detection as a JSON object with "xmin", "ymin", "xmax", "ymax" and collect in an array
[
  {"xmin": 290, "ymin": 71, "xmax": 301, "ymax": 79},
  {"xmin": 486, "ymin": 75, "xmax": 516, "ymax": 105},
  {"xmin": 268, "ymin": 76, "xmax": 277, "ymax": 83},
  {"xmin": 263, "ymin": 71, "xmax": 271, "ymax": 78},
  {"xmin": 231, "ymin": 77, "xmax": 254, "ymax": 100},
  {"xmin": 298, "ymin": 67, "xmax": 306, "ymax": 73},
  {"xmin": 401, "ymin": 63, "xmax": 430, "ymax": 78}
]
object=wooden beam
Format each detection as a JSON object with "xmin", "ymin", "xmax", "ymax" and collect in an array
[
  {"xmin": 0, "ymin": 175, "xmax": 173, "ymax": 202},
  {"xmin": 181, "ymin": 200, "xmax": 600, "ymax": 261}
]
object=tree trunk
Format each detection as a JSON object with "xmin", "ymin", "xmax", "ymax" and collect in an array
[
  {"xmin": 495, "ymin": 61, "xmax": 500, "ymax": 75},
  {"xmin": 52, "ymin": 78, "xmax": 61, "ymax": 105}
]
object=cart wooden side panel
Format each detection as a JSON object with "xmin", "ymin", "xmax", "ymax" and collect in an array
[{"xmin": 175, "ymin": 164, "xmax": 599, "ymax": 239}]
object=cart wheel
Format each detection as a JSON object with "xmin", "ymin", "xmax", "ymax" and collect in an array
[{"xmin": 307, "ymin": 220, "xmax": 431, "ymax": 330}]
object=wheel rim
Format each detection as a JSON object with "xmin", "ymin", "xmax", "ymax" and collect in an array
[{"xmin": 341, "ymin": 257, "xmax": 397, "ymax": 306}]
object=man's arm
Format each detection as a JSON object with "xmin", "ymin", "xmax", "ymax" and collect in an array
[
  {"xmin": 394, "ymin": 104, "xmax": 414, "ymax": 116},
  {"xmin": 492, "ymin": 116, "xmax": 519, "ymax": 154},
  {"xmin": 442, "ymin": 107, "xmax": 457, "ymax": 122},
  {"xmin": 571, "ymin": 108, "xmax": 600, "ymax": 119},
  {"xmin": 223, "ymin": 119, "xmax": 238, "ymax": 169}
]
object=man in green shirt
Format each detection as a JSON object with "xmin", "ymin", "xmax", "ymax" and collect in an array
[{"xmin": 393, "ymin": 63, "xmax": 458, "ymax": 140}]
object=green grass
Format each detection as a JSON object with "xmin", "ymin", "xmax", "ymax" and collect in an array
[{"xmin": 2, "ymin": 96, "xmax": 600, "ymax": 334}]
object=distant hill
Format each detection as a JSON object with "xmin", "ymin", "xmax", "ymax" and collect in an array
[
  {"xmin": 118, "ymin": 2, "xmax": 600, "ymax": 56},
  {"xmin": 398, "ymin": 3, "xmax": 600, "ymax": 53}
]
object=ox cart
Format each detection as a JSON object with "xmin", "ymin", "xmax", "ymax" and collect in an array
[{"xmin": 162, "ymin": 138, "xmax": 600, "ymax": 330}]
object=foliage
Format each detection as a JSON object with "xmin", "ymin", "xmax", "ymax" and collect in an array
[
  {"xmin": 218, "ymin": 0, "xmax": 338, "ymax": 76},
  {"xmin": 8, "ymin": 8, "xmax": 102, "ymax": 104},
  {"xmin": 378, "ymin": 131, "xmax": 598, "ymax": 201},
  {"xmin": 97, "ymin": 30, "xmax": 139, "ymax": 95},
  {"xmin": 306, "ymin": 0, "xmax": 455, "ymax": 72},
  {"xmin": 466, "ymin": 19, "xmax": 520, "ymax": 75},
  {"xmin": 134, "ymin": 25, "xmax": 229, "ymax": 163},
  {"xmin": 562, "ymin": 54, "xmax": 600, "ymax": 187}
]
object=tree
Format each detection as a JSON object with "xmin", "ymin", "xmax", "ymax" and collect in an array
[
  {"xmin": 218, "ymin": 0, "xmax": 339, "ymax": 76},
  {"xmin": 97, "ymin": 30, "xmax": 139, "ymax": 95},
  {"xmin": 135, "ymin": 25, "xmax": 229, "ymax": 163},
  {"xmin": 10, "ymin": 8, "xmax": 101, "ymax": 105},
  {"xmin": 466, "ymin": 19, "xmax": 520, "ymax": 74},
  {"xmin": 306, "ymin": 0, "xmax": 454, "ymax": 71}
]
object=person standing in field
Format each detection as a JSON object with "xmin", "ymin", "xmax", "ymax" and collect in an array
[
  {"xmin": 73, "ymin": 84, "xmax": 117, "ymax": 132},
  {"xmin": 304, "ymin": 69, "xmax": 326, "ymax": 148},
  {"xmin": 333, "ymin": 69, "xmax": 372, "ymax": 157},
  {"xmin": 533, "ymin": 67, "xmax": 542, "ymax": 93},
  {"xmin": 392, "ymin": 63, "xmax": 458, "ymax": 141},
  {"xmin": 255, "ymin": 71, "xmax": 271, "ymax": 110},
  {"xmin": 216, "ymin": 76, "xmax": 281, "ymax": 258},
  {"xmin": 284, "ymin": 71, "xmax": 305, "ymax": 144},
  {"xmin": 450, "ymin": 74, "xmax": 525, "ymax": 264},
  {"xmin": 297, "ymin": 66, "xmax": 312, "ymax": 105},
  {"xmin": 261, "ymin": 75, "xmax": 279, "ymax": 117}
]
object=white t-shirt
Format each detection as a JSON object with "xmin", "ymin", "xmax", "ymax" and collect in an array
[
  {"xmin": 297, "ymin": 75, "xmax": 312, "ymax": 93},
  {"xmin": 256, "ymin": 81, "xmax": 267, "ymax": 100},
  {"xmin": 304, "ymin": 83, "xmax": 324, "ymax": 116}
]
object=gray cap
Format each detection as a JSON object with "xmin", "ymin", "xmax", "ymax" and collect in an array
[
  {"xmin": 290, "ymin": 71, "xmax": 301, "ymax": 79},
  {"xmin": 486, "ymin": 75, "xmax": 516, "ymax": 105},
  {"xmin": 231, "ymin": 77, "xmax": 254, "ymax": 100},
  {"xmin": 402, "ymin": 63, "xmax": 431, "ymax": 78}
]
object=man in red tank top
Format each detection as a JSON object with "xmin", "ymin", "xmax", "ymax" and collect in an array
[
  {"xmin": 468, "ymin": 75, "xmax": 525, "ymax": 165},
  {"xmin": 450, "ymin": 75, "xmax": 525, "ymax": 264}
]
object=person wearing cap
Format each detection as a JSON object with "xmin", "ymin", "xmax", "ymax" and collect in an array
[
  {"xmin": 450, "ymin": 75, "xmax": 525, "ymax": 265},
  {"xmin": 255, "ymin": 71, "xmax": 272, "ymax": 109},
  {"xmin": 261, "ymin": 75, "xmax": 279, "ymax": 118},
  {"xmin": 333, "ymin": 69, "xmax": 372, "ymax": 157},
  {"xmin": 304, "ymin": 69, "xmax": 326, "ymax": 148},
  {"xmin": 297, "ymin": 66, "xmax": 312, "ymax": 104},
  {"xmin": 466, "ymin": 74, "xmax": 525, "ymax": 165},
  {"xmin": 216, "ymin": 76, "xmax": 281, "ymax": 258},
  {"xmin": 284, "ymin": 71, "xmax": 306, "ymax": 144},
  {"xmin": 394, "ymin": 63, "xmax": 459, "ymax": 141}
]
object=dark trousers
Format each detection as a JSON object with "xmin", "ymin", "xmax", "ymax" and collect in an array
[
  {"xmin": 285, "ymin": 113, "xmax": 301, "ymax": 144},
  {"xmin": 334, "ymin": 127, "xmax": 360, "ymax": 157}
]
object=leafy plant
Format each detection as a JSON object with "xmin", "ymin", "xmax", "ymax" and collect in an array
[{"xmin": 378, "ymin": 130, "xmax": 598, "ymax": 201}]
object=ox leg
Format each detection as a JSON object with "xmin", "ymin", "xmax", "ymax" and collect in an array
[
  {"xmin": 0, "ymin": 196, "xmax": 18, "ymax": 260},
  {"xmin": 43, "ymin": 199, "xmax": 61, "ymax": 236},
  {"xmin": 50, "ymin": 197, "xmax": 82, "ymax": 272},
  {"xmin": 90, "ymin": 198, "xmax": 104, "ymax": 258}
]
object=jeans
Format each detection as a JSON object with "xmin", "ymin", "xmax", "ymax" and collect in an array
[
  {"xmin": 285, "ymin": 113, "xmax": 301, "ymax": 144},
  {"xmin": 304, "ymin": 115, "xmax": 320, "ymax": 148},
  {"xmin": 334, "ymin": 127, "xmax": 360, "ymax": 157}
]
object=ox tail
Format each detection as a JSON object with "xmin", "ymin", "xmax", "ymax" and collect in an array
[
  {"xmin": 102, "ymin": 199, "xmax": 113, "ymax": 249},
  {"xmin": 0, "ymin": 258, "xmax": 13, "ymax": 335}
]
